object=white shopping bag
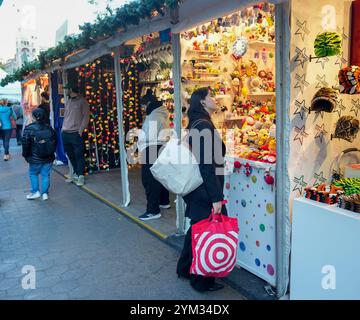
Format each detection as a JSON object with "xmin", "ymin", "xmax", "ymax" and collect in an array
[{"xmin": 150, "ymin": 137, "xmax": 203, "ymax": 196}]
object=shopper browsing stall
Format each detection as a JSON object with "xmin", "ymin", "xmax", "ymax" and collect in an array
[
  {"xmin": 61, "ymin": 84, "xmax": 90, "ymax": 187},
  {"xmin": 38, "ymin": 92, "xmax": 51, "ymax": 125},
  {"xmin": 177, "ymin": 87, "xmax": 227, "ymax": 292},
  {"xmin": 137, "ymin": 95, "xmax": 171, "ymax": 221}
]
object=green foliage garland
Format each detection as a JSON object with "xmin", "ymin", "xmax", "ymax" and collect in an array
[{"xmin": 0, "ymin": 0, "xmax": 181, "ymax": 87}]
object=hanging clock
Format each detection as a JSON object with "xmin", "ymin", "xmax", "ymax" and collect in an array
[{"xmin": 232, "ymin": 37, "xmax": 248, "ymax": 60}]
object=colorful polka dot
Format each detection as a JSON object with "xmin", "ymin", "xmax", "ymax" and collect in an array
[
  {"xmin": 247, "ymin": 184, "xmax": 250, "ymax": 188},
  {"xmin": 260, "ymin": 224, "xmax": 266, "ymax": 232},
  {"xmin": 266, "ymin": 203, "xmax": 274, "ymax": 214},
  {"xmin": 225, "ymin": 183, "xmax": 230, "ymax": 189},
  {"xmin": 256, "ymin": 240, "xmax": 260, "ymax": 247},
  {"xmin": 239, "ymin": 242, "xmax": 246, "ymax": 251},
  {"xmin": 255, "ymin": 259, "xmax": 261, "ymax": 267},
  {"xmin": 266, "ymin": 245, "xmax": 271, "ymax": 252},
  {"xmin": 267, "ymin": 264, "xmax": 275, "ymax": 276},
  {"xmin": 252, "ymin": 176, "xmax": 257, "ymax": 184}
]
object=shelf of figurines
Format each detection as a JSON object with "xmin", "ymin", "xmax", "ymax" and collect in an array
[
  {"xmin": 225, "ymin": 155, "xmax": 276, "ymax": 172},
  {"xmin": 187, "ymin": 41, "xmax": 275, "ymax": 56}
]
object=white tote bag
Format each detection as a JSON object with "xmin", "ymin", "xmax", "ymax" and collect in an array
[{"xmin": 150, "ymin": 136, "xmax": 203, "ymax": 196}]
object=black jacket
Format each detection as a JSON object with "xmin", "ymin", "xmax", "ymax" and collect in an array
[
  {"xmin": 22, "ymin": 122, "xmax": 57, "ymax": 164},
  {"xmin": 183, "ymin": 106, "xmax": 227, "ymax": 222}
]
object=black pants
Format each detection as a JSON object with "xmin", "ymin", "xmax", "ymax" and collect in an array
[
  {"xmin": 177, "ymin": 221, "xmax": 215, "ymax": 292},
  {"xmin": 141, "ymin": 145, "xmax": 169, "ymax": 214},
  {"xmin": 16, "ymin": 125, "xmax": 23, "ymax": 144},
  {"xmin": 0, "ymin": 129, "xmax": 12, "ymax": 155},
  {"xmin": 62, "ymin": 131, "xmax": 85, "ymax": 176}
]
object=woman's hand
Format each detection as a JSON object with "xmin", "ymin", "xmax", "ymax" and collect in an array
[{"xmin": 212, "ymin": 201, "xmax": 223, "ymax": 215}]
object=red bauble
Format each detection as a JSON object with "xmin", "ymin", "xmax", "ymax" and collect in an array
[
  {"xmin": 264, "ymin": 174, "xmax": 275, "ymax": 185},
  {"xmin": 234, "ymin": 161, "xmax": 242, "ymax": 169}
]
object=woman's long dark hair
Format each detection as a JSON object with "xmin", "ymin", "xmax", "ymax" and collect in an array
[{"xmin": 187, "ymin": 87, "xmax": 210, "ymax": 120}]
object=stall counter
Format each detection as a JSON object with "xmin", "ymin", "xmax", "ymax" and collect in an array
[
  {"xmin": 224, "ymin": 156, "xmax": 276, "ymax": 286},
  {"xmin": 290, "ymin": 197, "xmax": 360, "ymax": 300}
]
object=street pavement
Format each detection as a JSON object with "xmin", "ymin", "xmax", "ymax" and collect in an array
[{"xmin": 0, "ymin": 142, "xmax": 245, "ymax": 300}]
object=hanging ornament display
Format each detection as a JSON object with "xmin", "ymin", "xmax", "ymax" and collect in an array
[{"xmin": 76, "ymin": 56, "xmax": 120, "ymax": 174}]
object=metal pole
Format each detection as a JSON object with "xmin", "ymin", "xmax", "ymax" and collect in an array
[
  {"xmin": 171, "ymin": 33, "xmax": 186, "ymax": 236},
  {"xmin": 275, "ymin": 1, "xmax": 291, "ymax": 299},
  {"xmin": 114, "ymin": 47, "xmax": 131, "ymax": 207},
  {"xmin": 48, "ymin": 73, "xmax": 55, "ymax": 129}
]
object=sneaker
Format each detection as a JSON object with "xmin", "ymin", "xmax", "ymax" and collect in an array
[
  {"xmin": 42, "ymin": 193, "xmax": 49, "ymax": 201},
  {"xmin": 26, "ymin": 191, "xmax": 41, "ymax": 200},
  {"xmin": 3, "ymin": 154, "xmax": 10, "ymax": 161},
  {"xmin": 159, "ymin": 204, "xmax": 171, "ymax": 209},
  {"xmin": 65, "ymin": 174, "xmax": 77, "ymax": 183},
  {"xmin": 139, "ymin": 212, "xmax": 161, "ymax": 221},
  {"xmin": 76, "ymin": 175, "xmax": 85, "ymax": 186}
]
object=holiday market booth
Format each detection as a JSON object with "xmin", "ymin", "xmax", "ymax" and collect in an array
[
  {"xmin": 286, "ymin": 0, "xmax": 360, "ymax": 299},
  {"xmin": 8, "ymin": 0, "xmax": 359, "ymax": 298},
  {"xmin": 116, "ymin": 31, "xmax": 179, "ymax": 235}
]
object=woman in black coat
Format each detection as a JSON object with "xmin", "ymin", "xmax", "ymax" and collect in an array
[{"xmin": 177, "ymin": 87, "xmax": 227, "ymax": 292}]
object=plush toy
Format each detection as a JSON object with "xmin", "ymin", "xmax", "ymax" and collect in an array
[
  {"xmin": 268, "ymin": 138, "xmax": 276, "ymax": 152},
  {"xmin": 250, "ymin": 77, "xmax": 262, "ymax": 93}
]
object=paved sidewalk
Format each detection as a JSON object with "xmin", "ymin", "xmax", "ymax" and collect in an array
[{"xmin": 0, "ymin": 143, "xmax": 245, "ymax": 300}]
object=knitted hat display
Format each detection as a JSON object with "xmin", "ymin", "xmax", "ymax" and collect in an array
[
  {"xmin": 314, "ymin": 32, "xmax": 342, "ymax": 57},
  {"xmin": 232, "ymin": 37, "xmax": 248, "ymax": 59},
  {"xmin": 338, "ymin": 66, "xmax": 360, "ymax": 94},
  {"xmin": 311, "ymin": 87, "xmax": 339, "ymax": 112},
  {"xmin": 333, "ymin": 116, "xmax": 359, "ymax": 143}
]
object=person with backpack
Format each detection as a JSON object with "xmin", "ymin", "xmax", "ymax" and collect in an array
[
  {"xmin": 0, "ymin": 99, "xmax": 17, "ymax": 161},
  {"xmin": 22, "ymin": 108, "xmax": 57, "ymax": 201}
]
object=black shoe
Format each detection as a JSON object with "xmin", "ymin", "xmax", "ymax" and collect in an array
[
  {"xmin": 177, "ymin": 273, "xmax": 190, "ymax": 280},
  {"xmin": 207, "ymin": 283, "xmax": 225, "ymax": 292},
  {"xmin": 139, "ymin": 212, "xmax": 161, "ymax": 221}
]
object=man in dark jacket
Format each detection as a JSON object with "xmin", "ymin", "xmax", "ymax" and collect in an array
[{"xmin": 22, "ymin": 108, "xmax": 57, "ymax": 201}]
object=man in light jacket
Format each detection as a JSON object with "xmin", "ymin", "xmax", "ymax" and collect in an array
[
  {"xmin": 61, "ymin": 84, "xmax": 90, "ymax": 186},
  {"xmin": 137, "ymin": 98, "xmax": 171, "ymax": 221}
]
